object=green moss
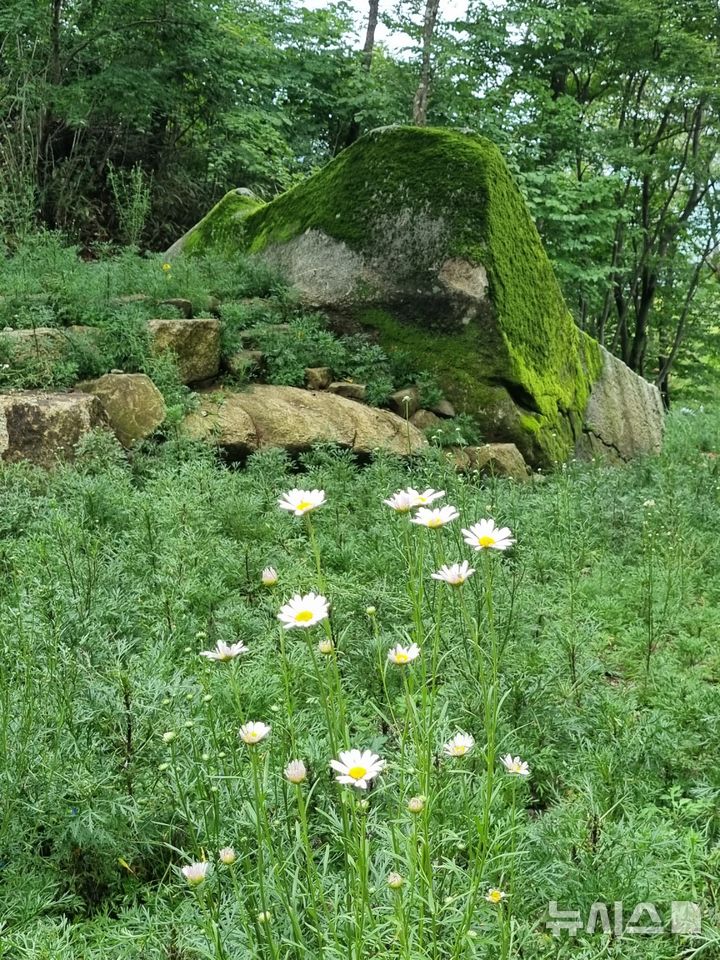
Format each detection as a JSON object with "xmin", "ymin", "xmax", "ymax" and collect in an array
[
  {"xmin": 183, "ymin": 190, "xmax": 265, "ymax": 256},
  {"xmin": 182, "ymin": 126, "xmax": 606, "ymax": 466}
]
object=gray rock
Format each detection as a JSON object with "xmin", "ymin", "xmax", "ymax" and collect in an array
[
  {"xmin": 431, "ymin": 398, "xmax": 456, "ymax": 418},
  {"xmin": 0, "ymin": 391, "xmax": 109, "ymax": 467},
  {"xmin": 579, "ymin": 346, "xmax": 665, "ymax": 462},
  {"xmin": 183, "ymin": 384, "xmax": 427, "ymax": 458},
  {"xmin": 411, "ymin": 409, "xmax": 444, "ymax": 431},
  {"xmin": 305, "ymin": 366, "xmax": 332, "ymax": 390},
  {"xmin": 147, "ymin": 318, "xmax": 220, "ymax": 384},
  {"xmin": 388, "ymin": 386, "xmax": 420, "ymax": 418},
  {"xmin": 328, "ymin": 381, "xmax": 367, "ymax": 402},
  {"xmin": 449, "ymin": 443, "xmax": 529, "ymax": 481}
]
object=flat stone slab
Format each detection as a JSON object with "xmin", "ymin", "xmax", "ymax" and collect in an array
[{"xmin": 183, "ymin": 384, "xmax": 427, "ymax": 458}]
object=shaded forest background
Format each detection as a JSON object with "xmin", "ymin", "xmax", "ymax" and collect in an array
[{"xmin": 1, "ymin": 0, "xmax": 719, "ymax": 388}]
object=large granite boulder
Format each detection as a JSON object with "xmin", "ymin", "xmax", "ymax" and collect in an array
[
  {"xmin": 171, "ymin": 126, "xmax": 664, "ymax": 467},
  {"xmin": 77, "ymin": 373, "xmax": 166, "ymax": 447},
  {"xmin": 183, "ymin": 384, "xmax": 426, "ymax": 458},
  {"xmin": 0, "ymin": 391, "xmax": 109, "ymax": 467},
  {"xmin": 147, "ymin": 318, "xmax": 220, "ymax": 384}
]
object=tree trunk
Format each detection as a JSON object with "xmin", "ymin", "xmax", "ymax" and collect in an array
[
  {"xmin": 412, "ymin": 0, "xmax": 441, "ymax": 126},
  {"xmin": 342, "ymin": 0, "xmax": 380, "ymax": 149},
  {"xmin": 361, "ymin": 0, "xmax": 380, "ymax": 71}
]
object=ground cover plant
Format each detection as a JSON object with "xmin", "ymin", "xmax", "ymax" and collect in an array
[{"xmin": 1, "ymin": 405, "xmax": 720, "ymax": 959}]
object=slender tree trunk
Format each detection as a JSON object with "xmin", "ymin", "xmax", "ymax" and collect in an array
[
  {"xmin": 361, "ymin": 0, "xmax": 379, "ymax": 70},
  {"xmin": 412, "ymin": 0, "xmax": 440, "ymax": 126},
  {"xmin": 342, "ymin": 0, "xmax": 380, "ymax": 149}
]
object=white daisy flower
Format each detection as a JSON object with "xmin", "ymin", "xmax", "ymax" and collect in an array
[
  {"xmin": 199, "ymin": 640, "xmax": 249, "ymax": 662},
  {"xmin": 239, "ymin": 721, "xmax": 271, "ymax": 745},
  {"xmin": 330, "ymin": 748, "xmax": 385, "ymax": 789},
  {"xmin": 277, "ymin": 593, "xmax": 329, "ymax": 630},
  {"xmin": 431, "ymin": 561, "xmax": 476, "ymax": 585},
  {"xmin": 261, "ymin": 566, "xmax": 278, "ymax": 586},
  {"xmin": 218, "ymin": 846, "xmax": 236, "ymax": 865},
  {"xmin": 500, "ymin": 754, "xmax": 530, "ymax": 777},
  {"xmin": 387, "ymin": 643, "xmax": 420, "ymax": 665},
  {"xmin": 383, "ymin": 489, "xmax": 417, "ymax": 512},
  {"xmin": 278, "ymin": 488, "xmax": 326, "ymax": 516},
  {"xmin": 462, "ymin": 518, "xmax": 515, "ymax": 551},
  {"xmin": 485, "ymin": 887, "xmax": 506, "ymax": 904},
  {"xmin": 443, "ymin": 732, "xmax": 475, "ymax": 757},
  {"xmin": 408, "ymin": 487, "xmax": 445, "ymax": 506},
  {"xmin": 411, "ymin": 505, "xmax": 459, "ymax": 529},
  {"xmin": 284, "ymin": 759, "xmax": 307, "ymax": 784},
  {"xmin": 181, "ymin": 861, "xmax": 210, "ymax": 886}
]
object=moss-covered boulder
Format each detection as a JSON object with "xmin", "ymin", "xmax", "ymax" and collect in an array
[{"xmin": 171, "ymin": 126, "xmax": 662, "ymax": 466}]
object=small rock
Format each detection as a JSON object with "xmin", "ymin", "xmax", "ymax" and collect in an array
[
  {"xmin": 226, "ymin": 349, "xmax": 265, "ymax": 377},
  {"xmin": 449, "ymin": 443, "xmax": 529, "ymax": 482},
  {"xmin": 110, "ymin": 368, "xmax": 124, "ymax": 375},
  {"xmin": 328, "ymin": 381, "xmax": 367, "ymax": 402},
  {"xmin": 411, "ymin": 409, "xmax": 444, "ymax": 431},
  {"xmin": 305, "ymin": 367, "xmax": 332, "ymax": 390},
  {"xmin": 0, "ymin": 391, "xmax": 109, "ymax": 467},
  {"xmin": 431, "ymin": 398, "xmax": 456, "ymax": 418},
  {"xmin": 77, "ymin": 373, "xmax": 166, "ymax": 448},
  {"xmin": 160, "ymin": 298, "xmax": 193, "ymax": 319},
  {"xmin": 147, "ymin": 318, "xmax": 221, "ymax": 385},
  {"xmin": 388, "ymin": 386, "xmax": 420, "ymax": 417}
]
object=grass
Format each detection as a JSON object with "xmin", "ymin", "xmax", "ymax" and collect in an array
[{"xmin": 1, "ymin": 402, "xmax": 720, "ymax": 959}]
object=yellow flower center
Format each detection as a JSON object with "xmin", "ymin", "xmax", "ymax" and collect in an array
[
  {"xmin": 427, "ymin": 517, "xmax": 443, "ymax": 528},
  {"xmin": 452, "ymin": 745, "xmax": 468, "ymax": 756},
  {"xmin": 394, "ymin": 652, "xmax": 409, "ymax": 663},
  {"xmin": 296, "ymin": 500, "xmax": 313, "ymax": 512},
  {"xmin": 246, "ymin": 732, "xmax": 258, "ymax": 741},
  {"xmin": 348, "ymin": 765, "xmax": 368, "ymax": 780},
  {"xmin": 488, "ymin": 890, "xmax": 503, "ymax": 903},
  {"xmin": 295, "ymin": 610, "xmax": 314, "ymax": 623},
  {"xmin": 477, "ymin": 535, "xmax": 496, "ymax": 548}
]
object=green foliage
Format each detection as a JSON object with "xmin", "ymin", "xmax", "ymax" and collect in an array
[
  {"xmin": 1, "ymin": 406, "xmax": 720, "ymax": 958},
  {"xmin": 426, "ymin": 413, "xmax": 483, "ymax": 448},
  {"xmin": 106, "ymin": 163, "xmax": 153, "ymax": 248}
]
